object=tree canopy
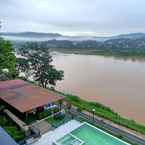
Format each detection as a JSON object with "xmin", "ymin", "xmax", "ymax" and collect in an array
[
  {"xmin": 0, "ymin": 38, "xmax": 16, "ymax": 80},
  {"xmin": 17, "ymin": 42, "xmax": 64, "ymax": 88}
]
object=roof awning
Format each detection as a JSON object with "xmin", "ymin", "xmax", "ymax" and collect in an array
[{"xmin": 0, "ymin": 80, "xmax": 64, "ymax": 113}]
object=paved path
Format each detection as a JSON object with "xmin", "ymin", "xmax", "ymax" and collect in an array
[
  {"xmin": 69, "ymin": 108, "xmax": 145, "ymax": 145},
  {"xmin": 31, "ymin": 120, "xmax": 51, "ymax": 135}
]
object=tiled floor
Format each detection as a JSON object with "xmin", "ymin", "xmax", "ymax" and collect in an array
[{"xmin": 33, "ymin": 120, "xmax": 81, "ymax": 145}]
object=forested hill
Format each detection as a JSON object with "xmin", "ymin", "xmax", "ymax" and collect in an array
[{"xmin": 44, "ymin": 37, "xmax": 145, "ymax": 56}]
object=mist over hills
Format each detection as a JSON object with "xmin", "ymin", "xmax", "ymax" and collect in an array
[
  {"xmin": 1, "ymin": 32, "xmax": 145, "ymax": 56},
  {"xmin": 0, "ymin": 32, "xmax": 62, "ymax": 37},
  {"xmin": 1, "ymin": 32, "xmax": 145, "ymax": 41}
]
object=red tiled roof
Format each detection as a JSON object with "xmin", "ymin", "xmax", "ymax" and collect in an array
[{"xmin": 0, "ymin": 80, "xmax": 63, "ymax": 113}]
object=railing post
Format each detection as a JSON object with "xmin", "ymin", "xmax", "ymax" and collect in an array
[{"xmin": 92, "ymin": 108, "xmax": 95, "ymax": 122}]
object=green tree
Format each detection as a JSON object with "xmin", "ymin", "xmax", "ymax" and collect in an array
[
  {"xmin": 0, "ymin": 38, "xmax": 16, "ymax": 80},
  {"xmin": 16, "ymin": 57, "xmax": 30, "ymax": 79},
  {"xmin": 19, "ymin": 42, "xmax": 64, "ymax": 88}
]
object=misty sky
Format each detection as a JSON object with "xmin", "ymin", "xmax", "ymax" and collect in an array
[{"xmin": 0, "ymin": 0, "xmax": 145, "ymax": 36}]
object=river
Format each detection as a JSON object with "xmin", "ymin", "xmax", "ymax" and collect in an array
[{"xmin": 52, "ymin": 52, "xmax": 145, "ymax": 125}]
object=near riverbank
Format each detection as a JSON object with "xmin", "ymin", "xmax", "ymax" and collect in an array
[{"xmin": 57, "ymin": 92, "xmax": 145, "ymax": 136}]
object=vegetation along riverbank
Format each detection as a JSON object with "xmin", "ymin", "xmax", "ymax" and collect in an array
[{"xmin": 58, "ymin": 92, "xmax": 145, "ymax": 135}]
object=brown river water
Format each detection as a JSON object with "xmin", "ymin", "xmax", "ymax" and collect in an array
[{"xmin": 52, "ymin": 52, "xmax": 145, "ymax": 125}]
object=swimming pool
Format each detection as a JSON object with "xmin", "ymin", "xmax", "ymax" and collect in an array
[{"xmin": 54, "ymin": 122, "xmax": 130, "ymax": 145}]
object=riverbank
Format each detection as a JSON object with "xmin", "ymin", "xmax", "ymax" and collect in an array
[
  {"xmin": 50, "ymin": 48, "xmax": 145, "ymax": 58},
  {"xmin": 58, "ymin": 92, "xmax": 145, "ymax": 135}
]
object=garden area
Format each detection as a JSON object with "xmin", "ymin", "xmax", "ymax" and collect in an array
[
  {"xmin": 24, "ymin": 104, "xmax": 63, "ymax": 124},
  {"xmin": 0, "ymin": 113, "xmax": 25, "ymax": 142}
]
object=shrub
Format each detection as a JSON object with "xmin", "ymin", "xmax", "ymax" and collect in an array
[{"xmin": 38, "ymin": 110, "xmax": 52, "ymax": 119}]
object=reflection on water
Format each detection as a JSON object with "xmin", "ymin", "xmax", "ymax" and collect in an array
[
  {"xmin": 105, "ymin": 55, "xmax": 145, "ymax": 62},
  {"xmin": 52, "ymin": 53, "xmax": 145, "ymax": 125}
]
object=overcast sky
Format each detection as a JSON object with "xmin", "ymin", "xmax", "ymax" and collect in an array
[{"xmin": 0, "ymin": 0, "xmax": 145, "ymax": 36}]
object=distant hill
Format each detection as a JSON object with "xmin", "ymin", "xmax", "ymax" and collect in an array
[
  {"xmin": 0, "ymin": 32, "xmax": 62, "ymax": 38},
  {"xmin": 110, "ymin": 33, "xmax": 145, "ymax": 40},
  {"xmin": 44, "ymin": 37, "xmax": 145, "ymax": 56},
  {"xmin": 1, "ymin": 32, "xmax": 145, "ymax": 42}
]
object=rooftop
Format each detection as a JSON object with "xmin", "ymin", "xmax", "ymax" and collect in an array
[{"xmin": 0, "ymin": 79, "xmax": 63, "ymax": 113}]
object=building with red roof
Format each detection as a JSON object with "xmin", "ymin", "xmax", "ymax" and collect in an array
[{"xmin": 0, "ymin": 79, "xmax": 63, "ymax": 113}]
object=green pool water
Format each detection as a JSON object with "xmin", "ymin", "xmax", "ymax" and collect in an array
[
  {"xmin": 56, "ymin": 123, "xmax": 129, "ymax": 145},
  {"xmin": 57, "ymin": 134, "xmax": 83, "ymax": 145}
]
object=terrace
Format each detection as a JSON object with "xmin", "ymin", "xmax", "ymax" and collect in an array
[
  {"xmin": 54, "ymin": 121, "xmax": 130, "ymax": 145},
  {"xmin": 26, "ymin": 105, "xmax": 145, "ymax": 145},
  {"xmin": 0, "ymin": 80, "xmax": 145, "ymax": 145},
  {"xmin": 0, "ymin": 79, "xmax": 64, "ymax": 141},
  {"xmin": 32, "ymin": 119, "xmax": 131, "ymax": 145}
]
